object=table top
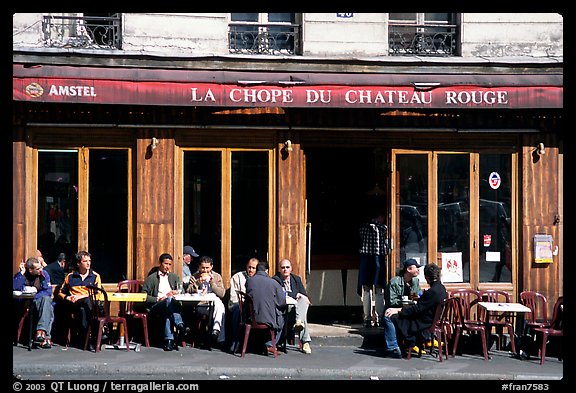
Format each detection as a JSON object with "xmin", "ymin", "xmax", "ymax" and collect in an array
[
  {"xmin": 13, "ymin": 291, "xmax": 36, "ymax": 299},
  {"xmin": 478, "ymin": 302, "xmax": 531, "ymax": 313},
  {"xmin": 174, "ymin": 293, "xmax": 219, "ymax": 302},
  {"xmin": 110, "ymin": 292, "xmax": 147, "ymax": 302}
]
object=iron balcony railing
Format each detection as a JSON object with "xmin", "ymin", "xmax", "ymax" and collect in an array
[
  {"xmin": 389, "ymin": 23, "xmax": 457, "ymax": 56},
  {"xmin": 228, "ymin": 22, "xmax": 301, "ymax": 55},
  {"xmin": 42, "ymin": 14, "xmax": 122, "ymax": 49}
]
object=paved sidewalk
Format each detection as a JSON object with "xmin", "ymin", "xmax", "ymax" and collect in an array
[{"xmin": 12, "ymin": 323, "xmax": 564, "ymax": 383}]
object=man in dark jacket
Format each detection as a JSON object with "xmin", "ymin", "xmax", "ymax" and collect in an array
[
  {"xmin": 43, "ymin": 252, "xmax": 67, "ymax": 286},
  {"xmin": 272, "ymin": 259, "xmax": 312, "ymax": 354},
  {"xmin": 385, "ymin": 263, "xmax": 447, "ymax": 356},
  {"xmin": 141, "ymin": 253, "xmax": 189, "ymax": 351},
  {"xmin": 246, "ymin": 261, "xmax": 286, "ymax": 354}
]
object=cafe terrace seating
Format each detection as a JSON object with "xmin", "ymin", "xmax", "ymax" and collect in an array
[
  {"xmin": 478, "ymin": 289, "xmax": 517, "ymax": 354},
  {"xmin": 450, "ymin": 288, "xmax": 489, "ymax": 360},
  {"xmin": 237, "ymin": 290, "xmax": 278, "ymax": 358},
  {"xmin": 533, "ymin": 296, "xmax": 563, "ymax": 365},
  {"xmin": 116, "ymin": 280, "xmax": 150, "ymax": 347}
]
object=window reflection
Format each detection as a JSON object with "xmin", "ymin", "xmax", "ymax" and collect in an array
[
  {"xmin": 38, "ymin": 150, "xmax": 78, "ymax": 267},
  {"xmin": 88, "ymin": 150, "xmax": 128, "ymax": 282},
  {"xmin": 397, "ymin": 154, "xmax": 428, "ymax": 267},
  {"xmin": 184, "ymin": 152, "xmax": 222, "ymax": 273},
  {"xmin": 437, "ymin": 154, "xmax": 470, "ymax": 283},
  {"xmin": 479, "ymin": 154, "xmax": 512, "ymax": 283},
  {"xmin": 231, "ymin": 152, "xmax": 269, "ymax": 275}
]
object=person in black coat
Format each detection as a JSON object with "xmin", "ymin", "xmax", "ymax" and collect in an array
[
  {"xmin": 43, "ymin": 252, "xmax": 67, "ymax": 286},
  {"xmin": 385, "ymin": 263, "xmax": 447, "ymax": 353},
  {"xmin": 245, "ymin": 261, "xmax": 287, "ymax": 353}
]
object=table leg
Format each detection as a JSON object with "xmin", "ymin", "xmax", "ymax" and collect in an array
[{"xmin": 28, "ymin": 303, "xmax": 34, "ymax": 351}]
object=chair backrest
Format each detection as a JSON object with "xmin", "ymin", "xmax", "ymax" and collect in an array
[
  {"xmin": 236, "ymin": 290, "xmax": 266, "ymax": 328},
  {"xmin": 548, "ymin": 296, "xmax": 563, "ymax": 331},
  {"xmin": 520, "ymin": 290, "xmax": 548, "ymax": 324},
  {"xmin": 86, "ymin": 285, "xmax": 110, "ymax": 320},
  {"xmin": 478, "ymin": 289, "xmax": 512, "ymax": 322},
  {"xmin": 116, "ymin": 280, "xmax": 145, "ymax": 315},
  {"xmin": 450, "ymin": 288, "xmax": 480, "ymax": 322}
]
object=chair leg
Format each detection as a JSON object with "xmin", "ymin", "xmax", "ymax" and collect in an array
[
  {"xmin": 141, "ymin": 317, "xmax": 150, "ymax": 347},
  {"xmin": 539, "ymin": 332, "xmax": 548, "ymax": 365},
  {"xmin": 452, "ymin": 329, "xmax": 461, "ymax": 358},
  {"xmin": 269, "ymin": 330, "xmax": 277, "ymax": 358},
  {"xmin": 480, "ymin": 331, "xmax": 489, "ymax": 361},
  {"xmin": 241, "ymin": 326, "xmax": 251, "ymax": 357},
  {"xmin": 508, "ymin": 326, "xmax": 516, "ymax": 354},
  {"xmin": 123, "ymin": 322, "xmax": 130, "ymax": 351}
]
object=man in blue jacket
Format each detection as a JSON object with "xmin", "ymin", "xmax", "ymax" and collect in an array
[{"xmin": 13, "ymin": 257, "xmax": 54, "ymax": 349}]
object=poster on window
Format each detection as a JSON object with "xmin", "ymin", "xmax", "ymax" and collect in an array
[{"xmin": 438, "ymin": 252, "xmax": 463, "ymax": 283}]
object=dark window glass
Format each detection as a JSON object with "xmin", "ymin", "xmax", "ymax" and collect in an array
[
  {"xmin": 88, "ymin": 150, "xmax": 128, "ymax": 282},
  {"xmin": 38, "ymin": 151, "xmax": 78, "ymax": 266},
  {"xmin": 231, "ymin": 13, "xmax": 258, "ymax": 22},
  {"xmin": 184, "ymin": 152, "xmax": 222, "ymax": 274},
  {"xmin": 438, "ymin": 154, "xmax": 470, "ymax": 283},
  {"xmin": 231, "ymin": 152, "xmax": 269, "ymax": 275},
  {"xmin": 479, "ymin": 154, "xmax": 512, "ymax": 283},
  {"xmin": 397, "ymin": 154, "xmax": 428, "ymax": 267}
]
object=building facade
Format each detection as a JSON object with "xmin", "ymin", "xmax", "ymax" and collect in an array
[{"xmin": 13, "ymin": 13, "xmax": 563, "ymax": 320}]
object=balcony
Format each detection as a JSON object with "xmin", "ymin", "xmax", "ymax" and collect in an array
[
  {"xmin": 229, "ymin": 23, "xmax": 300, "ymax": 55},
  {"xmin": 389, "ymin": 23, "xmax": 457, "ymax": 56},
  {"xmin": 42, "ymin": 14, "xmax": 121, "ymax": 49}
]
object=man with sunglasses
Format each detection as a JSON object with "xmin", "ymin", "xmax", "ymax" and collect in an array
[{"xmin": 272, "ymin": 259, "xmax": 312, "ymax": 354}]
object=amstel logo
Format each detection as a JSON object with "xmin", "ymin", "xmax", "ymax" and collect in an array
[{"xmin": 25, "ymin": 82, "xmax": 44, "ymax": 98}]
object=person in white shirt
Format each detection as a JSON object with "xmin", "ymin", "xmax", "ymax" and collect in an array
[{"xmin": 228, "ymin": 257, "xmax": 259, "ymax": 352}]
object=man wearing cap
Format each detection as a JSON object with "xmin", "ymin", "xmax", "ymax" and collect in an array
[
  {"xmin": 182, "ymin": 245, "xmax": 199, "ymax": 291},
  {"xmin": 384, "ymin": 263, "xmax": 447, "ymax": 358},
  {"xmin": 377, "ymin": 258, "xmax": 422, "ymax": 358}
]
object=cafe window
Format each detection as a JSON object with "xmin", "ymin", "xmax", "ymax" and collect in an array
[
  {"xmin": 37, "ymin": 148, "xmax": 130, "ymax": 283},
  {"xmin": 392, "ymin": 149, "xmax": 515, "ymax": 290}
]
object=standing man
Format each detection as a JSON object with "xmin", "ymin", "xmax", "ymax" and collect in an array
[
  {"xmin": 182, "ymin": 245, "xmax": 199, "ymax": 291},
  {"xmin": 228, "ymin": 257, "xmax": 259, "ymax": 352},
  {"xmin": 13, "ymin": 257, "xmax": 55, "ymax": 349},
  {"xmin": 142, "ymin": 253, "xmax": 189, "ymax": 351},
  {"xmin": 246, "ymin": 261, "xmax": 287, "ymax": 355},
  {"xmin": 358, "ymin": 209, "xmax": 388, "ymax": 328},
  {"xmin": 272, "ymin": 259, "xmax": 312, "ymax": 354}
]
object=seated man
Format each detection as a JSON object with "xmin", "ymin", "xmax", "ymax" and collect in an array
[
  {"xmin": 141, "ymin": 253, "xmax": 189, "ymax": 351},
  {"xmin": 384, "ymin": 263, "xmax": 447, "ymax": 357},
  {"xmin": 272, "ymin": 258, "xmax": 312, "ymax": 354},
  {"xmin": 228, "ymin": 257, "xmax": 259, "ymax": 352},
  {"xmin": 379, "ymin": 258, "xmax": 422, "ymax": 358},
  {"xmin": 246, "ymin": 261, "xmax": 287, "ymax": 354},
  {"xmin": 58, "ymin": 250, "xmax": 103, "ymax": 348},
  {"xmin": 187, "ymin": 255, "xmax": 226, "ymax": 345},
  {"xmin": 13, "ymin": 257, "xmax": 55, "ymax": 349}
]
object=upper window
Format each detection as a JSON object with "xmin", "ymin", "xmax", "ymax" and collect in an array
[
  {"xmin": 42, "ymin": 13, "xmax": 121, "ymax": 49},
  {"xmin": 388, "ymin": 13, "xmax": 458, "ymax": 56},
  {"xmin": 229, "ymin": 13, "xmax": 300, "ymax": 55}
]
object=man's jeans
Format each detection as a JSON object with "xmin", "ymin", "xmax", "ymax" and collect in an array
[
  {"xmin": 382, "ymin": 315, "xmax": 399, "ymax": 350},
  {"xmin": 33, "ymin": 296, "xmax": 54, "ymax": 339},
  {"xmin": 151, "ymin": 297, "xmax": 184, "ymax": 340}
]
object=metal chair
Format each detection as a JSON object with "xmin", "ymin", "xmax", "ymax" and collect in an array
[
  {"xmin": 237, "ymin": 290, "xmax": 278, "ymax": 357},
  {"xmin": 478, "ymin": 289, "xmax": 517, "ymax": 354},
  {"xmin": 533, "ymin": 296, "xmax": 563, "ymax": 365},
  {"xmin": 116, "ymin": 280, "xmax": 150, "ymax": 347},
  {"xmin": 84, "ymin": 285, "xmax": 130, "ymax": 352},
  {"xmin": 450, "ymin": 288, "xmax": 489, "ymax": 360}
]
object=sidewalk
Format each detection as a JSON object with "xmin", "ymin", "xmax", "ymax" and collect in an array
[{"xmin": 12, "ymin": 323, "xmax": 564, "ymax": 382}]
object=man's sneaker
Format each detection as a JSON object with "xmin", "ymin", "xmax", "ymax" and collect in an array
[
  {"xmin": 211, "ymin": 329, "xmax": 220, "ymax": 341},
  {"xmin": 302, "ymin": 342, "xmax": 312, "ymax": 354},
  {"xmin": 40, "ymin": 338, "xmax": 52, "ymax": 349},
  {"xmin": 293, "ymin": 320, "xmax": 305, "ymax": 333},
  {"xmin": 362, "ymin": 319, "xmax": 372, "ymax": 328}
]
